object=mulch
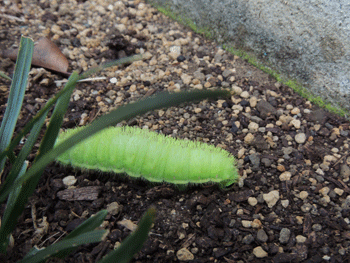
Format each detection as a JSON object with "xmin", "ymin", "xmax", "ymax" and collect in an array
[{"xmin": 0, "ymin": 0, "xmax": 350, "ymax": 262}]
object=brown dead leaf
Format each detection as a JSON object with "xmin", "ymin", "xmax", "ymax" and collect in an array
[{"xmin": 2, "ymin": 37, "xmax": 69, "ymax": 75}]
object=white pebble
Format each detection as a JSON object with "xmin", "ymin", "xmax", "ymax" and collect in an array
[
  {"xmin": 244, "ymin": 133, "xmax": 255, "ymax": 144},
  {"xmin": 240, "ymin": 91, "xmax": 250, "ymax": 99},
  {"xmin": 279, "ymin": 171, "xmax": 292, "ymax": 181},
  {"xmin": 299, "ymin": 191, "xmax": 309, "ymax": 200},
  {"xmin": 295, "ymin": 133, "xmax": 306, "ymax": 144},
  {"xmin": 248, "ymin": 197, "xmax": 258, "ymax": 206},
  {"xmin": 242, "ymin": 220, "xmax": 252, "ymax": 228},
  {"xmin": 290, "ymin": 119, "xmax": 301, "ymax": 129},
  {"xmin": 62, "ymin": 176, "xmax": 77, "ymax": 187},
  {"xmin": 248, "ymin": 122, "xmax": 259, "ymax": 132},
  {"xmin": 296, "ymin": 235, "xmax": 307, "ymax": 243},
  {"xmin": 263, "ymin": 190, "xmax": 280, "ymax": 208},
  {"xmin": 253, "ymin": 246, "xmax": 268, "ymax": 258}
]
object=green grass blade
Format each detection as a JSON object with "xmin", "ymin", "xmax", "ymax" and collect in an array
[
  {"xmin": 0, "ymin": 55, "xmax": 142, "ymax": 166},
  {"xmin": 35, "ymin": 72, "xmax": 80, "ymax": 161},
  {"xmin": 98, "ymin": 208, "xmax": 156, "ymax": 263},
  {"xmin": 0, "ymin": 160, "xmax": 28, "ymax": 251},
  {"xmin": 0, "ymin": 71, "xmax": 11, "ymax": 81},
  {"xmin": 0, "ymin": 90, "xmax": 229, "ymax": 253},
  {"xmin": 64, "ymin": 210, "xmax": 108, "ymax": 240},
  {"xmin": 0, "ymin": 72, "xmax": 79, "ymax": 166},
  {"xmin": 12, "ymin": 89, "xmax": 230, "ymax": 194},
  {"xmin": 0, "ymin": 36, "xmax": 33, "ymax": 172},
  {"xmin": 0, "ymin": 107, "xmax": 48, "ymax": 206},
  {"xmin": 54, "ymin": 210, "xmax": 108, "ymax": 258},
  {"xmin": 19, "ymin": 229, "xmax": 108, "ymax": 263}
]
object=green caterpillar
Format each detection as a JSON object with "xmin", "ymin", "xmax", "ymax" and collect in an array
[{"xmin": 55, "ymin": 126, "xmax": 239, "ymax": 187}]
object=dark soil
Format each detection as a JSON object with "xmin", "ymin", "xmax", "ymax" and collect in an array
[{"xmin": 1, "ymin": 1, "xmax": 350, "ymax": 262}]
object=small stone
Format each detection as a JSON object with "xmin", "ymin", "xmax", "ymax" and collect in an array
[
  {"xmin": 279, "ymin": 171, "xmax": 292, "ymax": 181},
  {"xmin": 244, "ymin": 133, "xmax": 255, "ymax": 144},
  {"xmin": 334, "ymin": 188, "xmax": 344, "ymax": 196},
  {"xmin": 257, "ymin": 229, "xmax": 268, "ymax": 242},
  {"xmin": 319, "ymin": 187, "xmax": 330, "ymax": 196},
  {"xmin": 253, "ymin": 246, "xmax": 268, "ymax": 258},
  {"xmin": 232, "ymin": 85, "xmax": 242, "ymax": 95},
  {"xmin": 181, "ymin": 74, "xmax": 192, "ymax": 85},
  {"xmin": 176, "ymin": 248, "xmax": 194, "ymax": 261},
  {"xmin": 242, "ymin": 234, "xmax": 255, "ymax": 244},
  {"xmin": 249, "ymin": 96, "xmax": 258, "ymax": 107},
  {"xmin": 107, "ymin": 202, "xmax": 122, "ymax": 216},
  {"xmin": 299, "ymin": 191, "xmax": 308, "ymax": 200},
  {"xmin": 281, "ymin": 200, "xmax": 289, "ymax": 208},
  {"xmin": 263, "ymin": 190, "xmax": 280, "ymax": 208},
  {"xmin": 222, "ymin": 69, "xmax": 232, "ymax": 77},
  {"xmin": 248, "ymin": 122, "xmax": 259, "ymax": 132},
  {"xmin": 242, "ymin": 220, "xmax": 252, "ymax": 228},
  {"xmin": 248, "ymin": 197, "xmax": 258, "ymax": 206},
  {"xmin": 296, "ymin": 235, "xmax": 307, "ymax": 243},
  {"xmin": 194, "ymin": 107, "xmax": 202, "ymax": 113},
  {"xmin": 279, "ymin": 228, "xmax": 291, "ymax": 244},
  {"xmin": 286, "ymin": 104, "xmax": 293, "ymax": 110},
  {"xmin": 256, "ymin": 100, "xmax": 276, "ymax": 119},
  {"xmin": 290, "ymin": 119, "xmax": 301, "ymax": 129},
  {"xmin": 177, "ymin": 55, "xmax": 186, "ymax": 62},
  {"xmin": 169, "ymin": 52, "xmax": 179, "ymax": 60},
  {"xmin": 301, "ymin": 203, "xmax": 312, "ymax": 212},
  {"xmin": 295, "ymin": 133, "xmax": 306, "ymax": 144},
  {"xmin": 277, "ymin": 165, "xmax": 286, "ymax": 172},
  {"xmin": 252, "ymin": 219, "xmax": 262, "ymax": 228},
  {"xmin": 62, "ymin": 176, "xmax": 77, "ymax": 187},
  {"xmin": 291, "ymin": 107, "xmax": 300, "ymax": 115},
  {"xmin": 240, "ymin": 91, "xmax": 250, "ymax": 99},
  {"xmin": 312, "ymin": 224, "xmax": 322, "ymax": 231},
  {"xmin": 340, "ymin": 165, "xmax": 350, "ymax": 179},
  {"xmin": 319, "ymin": 196, "xmax": 330, "ymax": 206}
]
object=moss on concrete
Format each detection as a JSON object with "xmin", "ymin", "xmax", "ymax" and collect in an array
[{"xmin": 150, "ymin": 2, "xmax": 349, "ymax": 119}]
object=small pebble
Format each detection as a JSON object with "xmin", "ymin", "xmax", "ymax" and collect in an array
[
  {"xmin": 279, "ymin": 171, "xmax": 292, "ymax": 181},
  {"xmin": 240, "ymin": 91, "xmax": 250, "ymax": 99},
  {"xmin": 242, "ymin": 234, "xmax": 255, "ymax": 244},
  {"xmin": 279, "ymin": 228, "xmax": 291, "ymax": 244},
  {"xmin": 242, "ymin": 220, "xmax": 252, "ymax": 228},
  {"xmin": 62, "ymin": 176, "xmax": 77, "ymax": 187},
  {"xmin": 176, "ymin": 248, "xmax": 194, "ymax": 261},
  {"xmin": 295, "ymin": 133, "xmax": 306, "ymax": 144},
  {"xmin": 296, "ymin": 235, "xmax": 307, "ymax": 243},
  {"xmin": 263, "ymin": 190, "xmax": 280, "ymax": 208},
  {"xmin": 244, "ymin": 133, "xmax": 255, "ymax": 144},
  {"xmin": 248, "ymin": 197, "xmax": 258, "ymax": 206},
  {"xmin": 299, "ymin": 191, "xmax": 309, "ymax": 200},
  {"xmin": 257, "ymin": 229, "xmax": 268, "ymax": 243},
  {"xmin": 253, "ymin": 246, "xmax": 268, "ymax": 258}
]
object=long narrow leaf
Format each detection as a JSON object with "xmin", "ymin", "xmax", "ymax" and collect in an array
[
  {"xmin": 0, "ymin": 108, "xmax": 50, "ymax": 252},
  {"xmin": 13, "ymin": 89, "xmax": 230, "ymax": 194},
  {"xmin": 99, "ymin": 208, "xmax": 156, "ymax": 263},
  {"xmin": 54, "ymin": 210, "xmax": 108, "ymax": 258},
  {"xmin": 64, "ymin": 210, "xmax": 108, "ymax": 240},
  {"xmin": 35, "ymin": 73, "xmax": 78, "ymax": 161},
  {"xmin": 19, "ymin": 229, "xmax": 108, "ymax": 263},
  {"xmin": 0, "ymin": 106, "xmax": 49, "ymax": 203},
  {"xmin": 0, "ymin": 55, "xmax": 142, "ymax": 167},
  {"xmin": 0, "ymin": 160, "xmax": 28, "ymax": 251},
  {"xmin": 0, "ymin": 90, "xmax": 229, "ymax": 252},
  {"xmin": 0, "ymin": 36, "xmax": 33, "ymax": 171}
]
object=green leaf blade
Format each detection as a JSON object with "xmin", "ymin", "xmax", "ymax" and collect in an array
[
  {"xmin": 0, "ymin": 36, "xmax": 34, "ymax": 171},
  {"xmin": 99, "ymin": 207, "xmax": 156, "ymax": 263}
]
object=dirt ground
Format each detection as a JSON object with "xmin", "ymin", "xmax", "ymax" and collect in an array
[{"xmin": 1, "ymin": 0, "xmax": 350, "ymax": 262}]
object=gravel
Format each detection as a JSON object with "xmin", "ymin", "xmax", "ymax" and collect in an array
[{"xmin": 0, "ymin": 0, "xmax": 349, "ymax": 262}]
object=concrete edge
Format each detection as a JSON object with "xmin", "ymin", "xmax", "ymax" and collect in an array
[{"xmin": 148, "ymin": 2, "xmax": 350, "ymax": 119}]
